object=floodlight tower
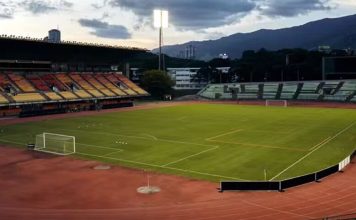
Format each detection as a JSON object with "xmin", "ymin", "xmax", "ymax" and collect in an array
[{"xmin": 154, "ymin": 10, "xmax": 168, "ymax": 71}]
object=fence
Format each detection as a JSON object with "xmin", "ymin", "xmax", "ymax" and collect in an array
[{"xmin": 220, "ymin": 150, "xmax": 355, "ymax": 192}]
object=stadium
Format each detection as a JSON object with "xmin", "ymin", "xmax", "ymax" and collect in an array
[{"xmin": 1, "ymin": 17, "xmax": 356, "ymax": 220}]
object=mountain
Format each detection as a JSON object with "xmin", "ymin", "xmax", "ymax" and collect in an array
[{"xmin": 153, "ymin": 14, "xmax": 356, "ymax": 60}]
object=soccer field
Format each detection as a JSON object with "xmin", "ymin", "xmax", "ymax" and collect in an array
[{"xmin": 0, "ymin": 103, "xmax": 355, "ymax": 181}]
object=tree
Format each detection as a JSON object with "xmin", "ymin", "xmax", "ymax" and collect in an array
[{"xmin": 140, "ymin": 70, "xmax": 174, "ymax": 99}]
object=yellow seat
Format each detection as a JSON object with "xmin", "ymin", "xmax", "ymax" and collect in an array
[
  {"xmin": 45, "ymin": 92, "xmax": 62, "ymax": 100},
  {"xmin": 59, "ymin": 91, "xmax": 78, "ymax": 100},
  {"xmin": 87, "ymin": 89, "xmax": 104, "ymax": 97},
  {"xmin": 12, "ymin": 93, "xmax": 45, "ymax": 102},
  {"xmin": 74, "ymin": 90, "xmax": 92, "ymax": 98},
  {"xmin": 0, "ymin": 94, "xmax": 9, "ymax": 104}
]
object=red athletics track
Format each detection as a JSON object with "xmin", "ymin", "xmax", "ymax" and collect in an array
[{"xmin": 0, "ymin": 101, "xmax": 355, "ymax": 220}]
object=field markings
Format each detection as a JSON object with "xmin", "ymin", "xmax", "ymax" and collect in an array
[
  {"xmin": 270, "ymin": 121, "xmax": 356, "ymax": 181},
  {"xmin": 0, "ymin": 138, "xmax": 124, "ymax": 154},
  {"xmin": 58, "ymin": 128, "xmax": 217, "ymax": 148},
  {"xmin": 309, "ymin": 136, "xmax": 332, "ymax": 151},
  {"xmin": 142, "ymin": 133, "xmax": 158, "ymax": 140},
  {"xmin": 75, "ymin": 152, "xmax": 244, "ymax": 181},
  {"xmin": 0, "ymin": 138, "xmax": 25, "ymax": 146},
  {"xmin": 0, "ymin": 137, "xmax": 242, "ymax": 180},
  {"xmin": 206, "ymin": 129, "xmax": 308, "ymax": 152},
  {"xmin": 101, "ymin": 150, "xmax": 124, "ymax": 157},
  {"xmin": 208, "ymin": 139, "xmax": 307, "ymax": 152},
  {"xmin": 162, "ymin": 145, "xmax": 220, "ymax": 167},
  {"xmin": 205, "ymin": 129, "xmax": 243, "ymax": 141},
  {"xmin": 76, "ymin": 142, "xmax": 123, "ymax": 151}
]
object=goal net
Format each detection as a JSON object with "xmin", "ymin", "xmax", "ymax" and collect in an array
[
  {"xmin": 35, "ymin": 132, "xmax": 76, "ymax": 155},
  {"xmin": 265, "ymin": 99, "xmax": 287, "ymax": 107}
]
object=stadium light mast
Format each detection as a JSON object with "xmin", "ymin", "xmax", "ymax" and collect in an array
[{"xmin": 154, "ymin": 9, "xmax": 169, "ymax": 71}]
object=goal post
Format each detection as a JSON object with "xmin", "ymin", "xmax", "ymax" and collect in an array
[
  {"xmin": 265, "ymin": 99, "xmax": 287, "ymax": 107},
  {"xmin": 35, "ymin": 132, "xmax": 76, "ymax": 155}
]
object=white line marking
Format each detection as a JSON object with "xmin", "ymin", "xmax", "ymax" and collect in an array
[
  {"xmin": 270, "ymin": 121, "xmax": 356, "ymax": 181},
  {"xmin": 75, "ymin": 152, "xmax": 244, "ymax": 180},
  {"xmin": 0, "ymin": 138, "xmax": 123, "ymax": 154},
  {"xmin": 101, "ymin": 150, "xmax": 123, "ymax": 157},
  {"xmin": 0, "ymin": 139, "xmax": 25, "ymax": 145},
  {"xmin": 205, "ymin": 129, "xmax": 243, "ymax": 141},
  {"xmin": 142, "ymin": 133, "xmax": 157, "ymax": 140},
  {"xmin": 309, "ymin": 136, "xmax": 332, "ymax": 151},
  {"xmin": 162, "ymin": 146, "xmax": 219, "ymax": 167},
  {"xmin": 58, "ymin": 128, "xmax": 216, "ymax": 147},
  {"xmin": 76, "ymin": 143, "xmax": 123, "ymax": 151}
]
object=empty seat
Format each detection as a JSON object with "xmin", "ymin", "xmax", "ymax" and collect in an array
[
  {"xmin": 95, "ymin": 74, "xmax": 127, "ymax": 96},
  {"xmin": 0, "ymin": 93, "xmax": 9, "ymax": 104},
  {"xmin": 45, "ymin": 92, "xmax": 63, "ymax": 101},
  {"xmin": 7, "ymin": 73, "xmax": 36, "ymax": 92},
  {"xmin": 115, "ymin": 74, "xmax": 148, "ymax": 95},
  {"xmin": 40, "ymin": 74, "xmax": 67, "ymax": 91},
  {"xmin": 59, "ymin": 91, "xmax": 78, "ymax": 100},
  {"xmin": 105, "ymin": 74, "xmax": 137, "ymax": 95},
  {"xmin": 74, "ymin": 90, "xmax": 92, "ymax": 99},
  {"xmin": 70, "ymin": 74, "xmax": 104, "ymax": 97},
  {"xmin": 11, "ymin": 93, "xmax": 45, "ymax": 102},
  {"xmin": 26, "ymin": 74, "xmax": 51, "ymax": 91},
  {"xmin": 81, "ymin": 74, "xmax": 116, "ymax": 97}
]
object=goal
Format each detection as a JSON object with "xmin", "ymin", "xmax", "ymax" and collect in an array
[
  {"xmin": 265, "ymin": 99, "xmax": 287, "ymax": 107},
  {"xmin": 35, "ymin": 132, "xmax": 76, "ymax": 155}
]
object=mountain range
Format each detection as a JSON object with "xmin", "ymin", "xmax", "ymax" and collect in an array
[{"xmin": 153, "ymin": 14, "xmax": 356, "ymax": 60}]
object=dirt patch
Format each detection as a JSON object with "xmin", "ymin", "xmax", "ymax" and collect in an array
[{"xmin": 0, "ymin": 146, "xmax": 355, "ymax": 220}]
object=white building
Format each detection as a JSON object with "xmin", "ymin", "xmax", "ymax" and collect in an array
[
  {"xmin": 167, "ymin": 68, "xmax": 208, "ymax": 90},
  {"xmin": 48, "ymin": 29, "xmax": 61, "ymax": 43}
]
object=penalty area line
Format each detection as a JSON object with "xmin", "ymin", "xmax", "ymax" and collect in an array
[
  {"xmin": 75, "ymin": 152, "xmax": 244, "ymax": 181},
  {"xmin": 162, "ymin": 145, "xmax": 219, "ymax": 167},
  {"xmin": 205, "ymin": 129, "xmax": 243, "ymax": 141},
  {"xmin": 270, "ymin": 121, "xmax": 356, "ymax": 181}
]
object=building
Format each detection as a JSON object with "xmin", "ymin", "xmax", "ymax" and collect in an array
[
  {"xmin": 185, "ymin": 45, "xmax": 196, "ymax": 59},
  {"xmin": 167, "ymin": 67, "xmax": 207, "ymax": 90},
  {"xmin": 48, "ymin": 29, "xmax": 61, "ymax": 43}
]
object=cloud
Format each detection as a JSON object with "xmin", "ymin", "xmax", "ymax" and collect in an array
[
  {"xmin": 21, "ymin": 0, "xmax": 73, "ymax": 14},
  {"xmin": 78, "ymin": 18, "xmax": 131, "ymax": 39},
  {"xmin": 0, "ymin": 1, "xmax": 16, "ymax": 19},
  {"xmin": 258, "ymin": 0, "xmax": 332, "ymax": 17},
  {"xmin": 105, "ymin": 0, "xmax": 335, "ymax": 29},
  {"xmin": 107, "ymin": 0, "xmax": 257, "ymax": 29}
]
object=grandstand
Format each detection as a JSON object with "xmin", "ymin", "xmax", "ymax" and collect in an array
[
  {"xmin": 0, "ymin": 72, "xmax": 148, "ymax": 117},
  {"xmin": 198, "ymin": 80, "xmax": 356, "ymax": 102}
]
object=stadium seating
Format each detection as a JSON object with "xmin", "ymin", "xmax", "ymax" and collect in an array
[
  {"xmin": 199, "ymin": 80, "xmax": 356, "ymax": 102},
  {"xmin": 0, "ymin": 93, "xmax": 9, "ymax": 104},
  {"xmin": 95, "ymin": 74, "xmax": 127, "ymax": 96},
  {"xmin": 7, "ymin": 73, "xmax": 36, "ymax": 92},
  {"xmin": 81, "ymin": 74, "xmax": 116, "ymax": 97},
  {"xmin": 59, "ymin": 91, "xmax": 78, "ymax": 100},
  {"xmin": 40, "ymin": 74, "xmax": 67, "ymax": 91},
  {"xmin": 44, "ymin": 92, "xmax": 63, "ymax": 101},
  {"xmin": 26, "ymin": 74, "xmax": 51, "ymax": 91},
  {"xmin": 55, "ymin": 73, "xmax": 92, "ymax": 99},
  {"xmin": 239, "ymin": 84, "xmax": 259, "ymax": 99},
  {"xmin": 70, "ymin": 74, "xmax": 104, "ymax": 98},
  {"xmin": 297, "ymin": 82, "xmax": 322, "ymax": 100},
  {"xmin": 0, "ymin": 72, "xmax": 147, "ymax": 108},
  {"xmin": 11, "ymin": 93, "xmax": 45, "ymax": 102},
  {"xmin": 280, "ymin": 83, "xmax": 298, "ymax": 99},
  {"xmin": 115, "ymin": 74, "xmax": 148, "ymax": 95},
  {"xmin": 105, "ymin": 74, "xmax": 137, "ymax": 96},
  {"xmin": 263, "ymin": 83, "xmax": 279, "ymax": 99}
]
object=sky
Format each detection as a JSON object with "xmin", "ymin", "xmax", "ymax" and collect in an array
[{"xmin": 1, "ymin": 0, "xmax": 356, "ymax": 50}]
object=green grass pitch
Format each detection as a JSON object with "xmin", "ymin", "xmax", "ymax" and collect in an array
[{"xmin": 0, "ymin": 103, "xmax": 355, "ymax": 182}]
